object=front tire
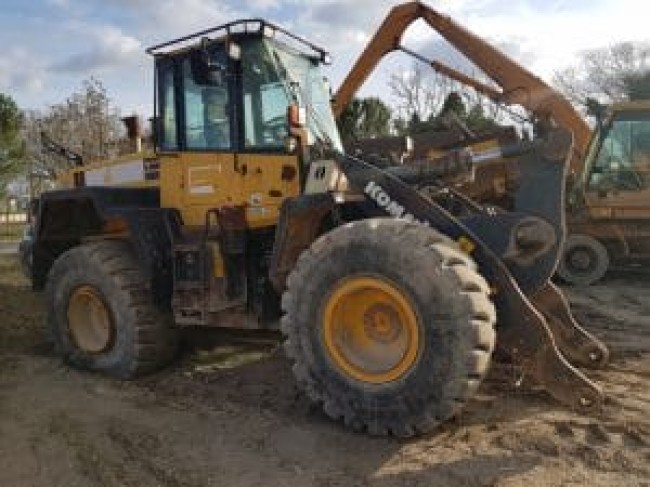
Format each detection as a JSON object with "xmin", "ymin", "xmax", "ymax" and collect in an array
[
  {"xmin": 46, "ymin": 241, "xmax": 178, "ymax": 378},
  {"xmin": 281, "ymin": 218, "xmax": 496, "ymax": 437}
]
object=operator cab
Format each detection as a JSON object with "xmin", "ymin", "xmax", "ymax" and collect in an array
[{"xmin": 147, "ymin": 20, "xmax": 342, "ymax": 229}]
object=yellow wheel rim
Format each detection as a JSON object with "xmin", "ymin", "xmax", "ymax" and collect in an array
[
  {"xmin": 67, "ymin": 286, "xmax": 114, "ymax": 354},
  {"xmin": 322, "ymin": 276, "xmax": 421, "ymax": 384}
]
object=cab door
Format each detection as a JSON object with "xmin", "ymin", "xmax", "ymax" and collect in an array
[
  {"xmin": 238, "ymin": 153, "xmax": 301, "ymax": 228},
  {"xmin": 158, "ymin": 45, "xmax": 243, "ymax": 228},
  {"xmin": 237, "ymin": 43, "xmax": 301, "ymax": 229}
]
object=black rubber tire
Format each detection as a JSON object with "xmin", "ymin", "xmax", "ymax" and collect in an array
[
  {"xmin": 557, "ymin": 235, "xmax": 609, "ymax": 286},
  {"xmin": 281, "ymin": 218, "xmax": 496, "ymax": 437},
  {"xmin": 45, "ymin": 240, "xmax": 179, "ymax": 378}
]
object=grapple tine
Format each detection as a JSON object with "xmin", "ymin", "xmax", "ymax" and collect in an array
[
  {"xmin": 495, "ymin": 279, "xmax": 605, "ymax": 411},
  {"xmin": 531, "ymin": 282, "xmax": 609, "ymax": 369},
  {"xmin": 531, "ymin": 341, "xmax": 604, "ymax": 411}
]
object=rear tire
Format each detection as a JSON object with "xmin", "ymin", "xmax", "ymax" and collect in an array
[
  {"xmin": 557, "ymin": 235, "xmax": 609, "ymax": 286},
  {"xmin": 46, "ymin": 240, "xmax": 178, "ymax": 378},
  {"xmin": 281, "ymin": 218, "xmax": 496, "ymax": 437}
]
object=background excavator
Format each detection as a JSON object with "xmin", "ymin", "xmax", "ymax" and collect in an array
[
  {"xmin": 28, "ymin": 3, "xmax": 610, "ymax": 437},
  {"xmin": 333, "ymin": 1, "xmax": 650, "ymax": 286}
]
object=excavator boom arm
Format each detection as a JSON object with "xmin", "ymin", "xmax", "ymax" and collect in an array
[{"xmin": 333, "ymin": 1, "xmax": 591, "ymax": 161}]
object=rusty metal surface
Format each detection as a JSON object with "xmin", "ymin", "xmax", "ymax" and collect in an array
[
  {"xmin": 531, "ymin": 282, "xmax": 609, "ymax": 368},
  {"xmin": 494, "ymin": 280, "xmax": 605, "ymax": 411}
]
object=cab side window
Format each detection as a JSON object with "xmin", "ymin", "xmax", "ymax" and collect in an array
[
  {"xmin": 158, "ymin": 62, "xmax": 178, "ymax": 151},
  {"xmin": 182, "ymin": 46, "xmax": 232, "ymax": 151}
]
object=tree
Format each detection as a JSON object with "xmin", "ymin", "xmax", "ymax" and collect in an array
[
  {"xmin": 388, "ymin": 63, "xmax": 453, "ymax": 123},
  {"xmin": 392, "ymin": 116, "xmax": 408, "ymax": 136},
  {"xmin": 407, "ymin": 111, "xmax": 432, "ymax": 134},
  {"xmin": 553, "ymin": 41, "xmax": 650, "ymax": 109},
  {"xmin": 624, "ymin": 71, "xmax": 650, "ymax": 101},
  {"xmin": 464, "ymin": 103, "xmax": 499, "ymax": 132},
  {"xmin": 391, "ymin": 85, "xmax": 501, "ymax": 136},
  {"xmin": 0, "ymin": 93, "xmax": 26, "ymax": 198},
  {"xmin": 389, "ymin": 62, "xmax": 502, "ymax": 136},
  {"xmin": 438, "ymin": 91, "xmax": 466, "ymax": 118},
  {"xmin": 361, "ymin": 97, "xmax": 392, "ymax": 138},
  {"xmin": 337, "ymin": 97, "xmax": 392, "ymax": 142},
  {"xmin": 23, "ymin": 77, "xmax": 123, "ymax": 180}
]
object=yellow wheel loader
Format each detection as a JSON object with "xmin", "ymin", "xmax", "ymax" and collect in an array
[{"xmin": 30, "ymin": 12, "xmax": 607, "ymax": 436}]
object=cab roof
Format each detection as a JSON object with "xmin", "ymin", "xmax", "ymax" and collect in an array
[
  {"xmin": 609, "ymin": 100, "xmax": 650, "ymax": 113},
  {"xmin": 145, "ymin": 18, "xmax": 330, "ymax": 64}
]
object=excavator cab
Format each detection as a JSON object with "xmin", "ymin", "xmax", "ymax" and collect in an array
[{"xmin": 583, "ymin": 109, "xmax": 650, "ymax": 194}]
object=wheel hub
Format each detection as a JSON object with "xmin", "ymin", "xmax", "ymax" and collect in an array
[
  {"xmin": 67, "ymin": 285, "xmax": 115, "ymax": 354},
  {"xmin": 363, "ymin": 304, "xmax": 401, "ymax": 343},
  {"xmin": 568, "ymin": 248, "xmax": 594, "ymax": 272},
  {"xmin": 322, "ymin": 276, "xmax": 421, "ymax": 384}
]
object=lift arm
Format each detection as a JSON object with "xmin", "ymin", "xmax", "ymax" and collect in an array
[{"xmin": 332, "ymin": 1, "xmax": 591, "ymax": 165}]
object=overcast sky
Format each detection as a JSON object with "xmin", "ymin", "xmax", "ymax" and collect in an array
[{"xmin": 1, "ymin": 0, "xmax": 648, "ymax": 117}]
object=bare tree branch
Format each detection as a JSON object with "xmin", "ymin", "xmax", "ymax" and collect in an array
[
  {"xmin": 23, "ymin": 77, "xmax": 123, "ymax": 180},
  {"xmin": 553, "ymin": 41, "xmax": 650, "ymax": 110}
]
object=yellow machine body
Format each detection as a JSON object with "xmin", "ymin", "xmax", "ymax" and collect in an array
[{"xmin": 158, "ymin": 152, "xmax": 300, "ymax": 229}]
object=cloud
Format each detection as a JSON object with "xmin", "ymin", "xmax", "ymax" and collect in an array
[
  {"xmin": 99, "ymin": 0, "xmax": 246, "ymax": 37},
  {"xmin": 247, "ymin": 0, "xmax": 282, "ymax": 10},
  {"xmin": 0, "ymin": 48, "xmax": 46, "ymax": 96},
  {"xmin": 45, "ymin": 0, "xmax": 70, "ymax": 8},
  {"xmin": 5, "ymin": 0, "xmax": 650, "ymax": 116},
  {"xmin": 49, "ymin": 25, "xmax": 144, "ymax": 74}
]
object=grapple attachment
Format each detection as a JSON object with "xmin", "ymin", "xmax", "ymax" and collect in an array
[{"xmin": 335, "ymin": 126, "xmax": 609, "ymax": 412}]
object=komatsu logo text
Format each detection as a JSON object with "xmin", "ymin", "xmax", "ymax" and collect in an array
[{"xmin": 364, "ymin": 181, "xmax": 429, "ymax": 226}]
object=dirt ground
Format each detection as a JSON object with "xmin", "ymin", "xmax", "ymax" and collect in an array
[{"xmin": 0, "ymin": 254, "xmax": 648, "ymax": 487}]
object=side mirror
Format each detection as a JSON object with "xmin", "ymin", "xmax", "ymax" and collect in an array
[{"xmin": 288, "ymin": 104, "xmax": 306, "ymax": 128}]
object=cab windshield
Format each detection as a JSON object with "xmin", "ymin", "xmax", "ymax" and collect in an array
[
  {"xmin": 244, "ymin": 37, "xmax": 343, "ymax": 153},
  {"xmin": 584, "ymin": 111, "xmax": 650, "ymax": 192}
]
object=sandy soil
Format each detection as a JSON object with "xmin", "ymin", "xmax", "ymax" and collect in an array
[{"xmin": 0, "ymin": 254, "xmax": 648, "ymax": 487}]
